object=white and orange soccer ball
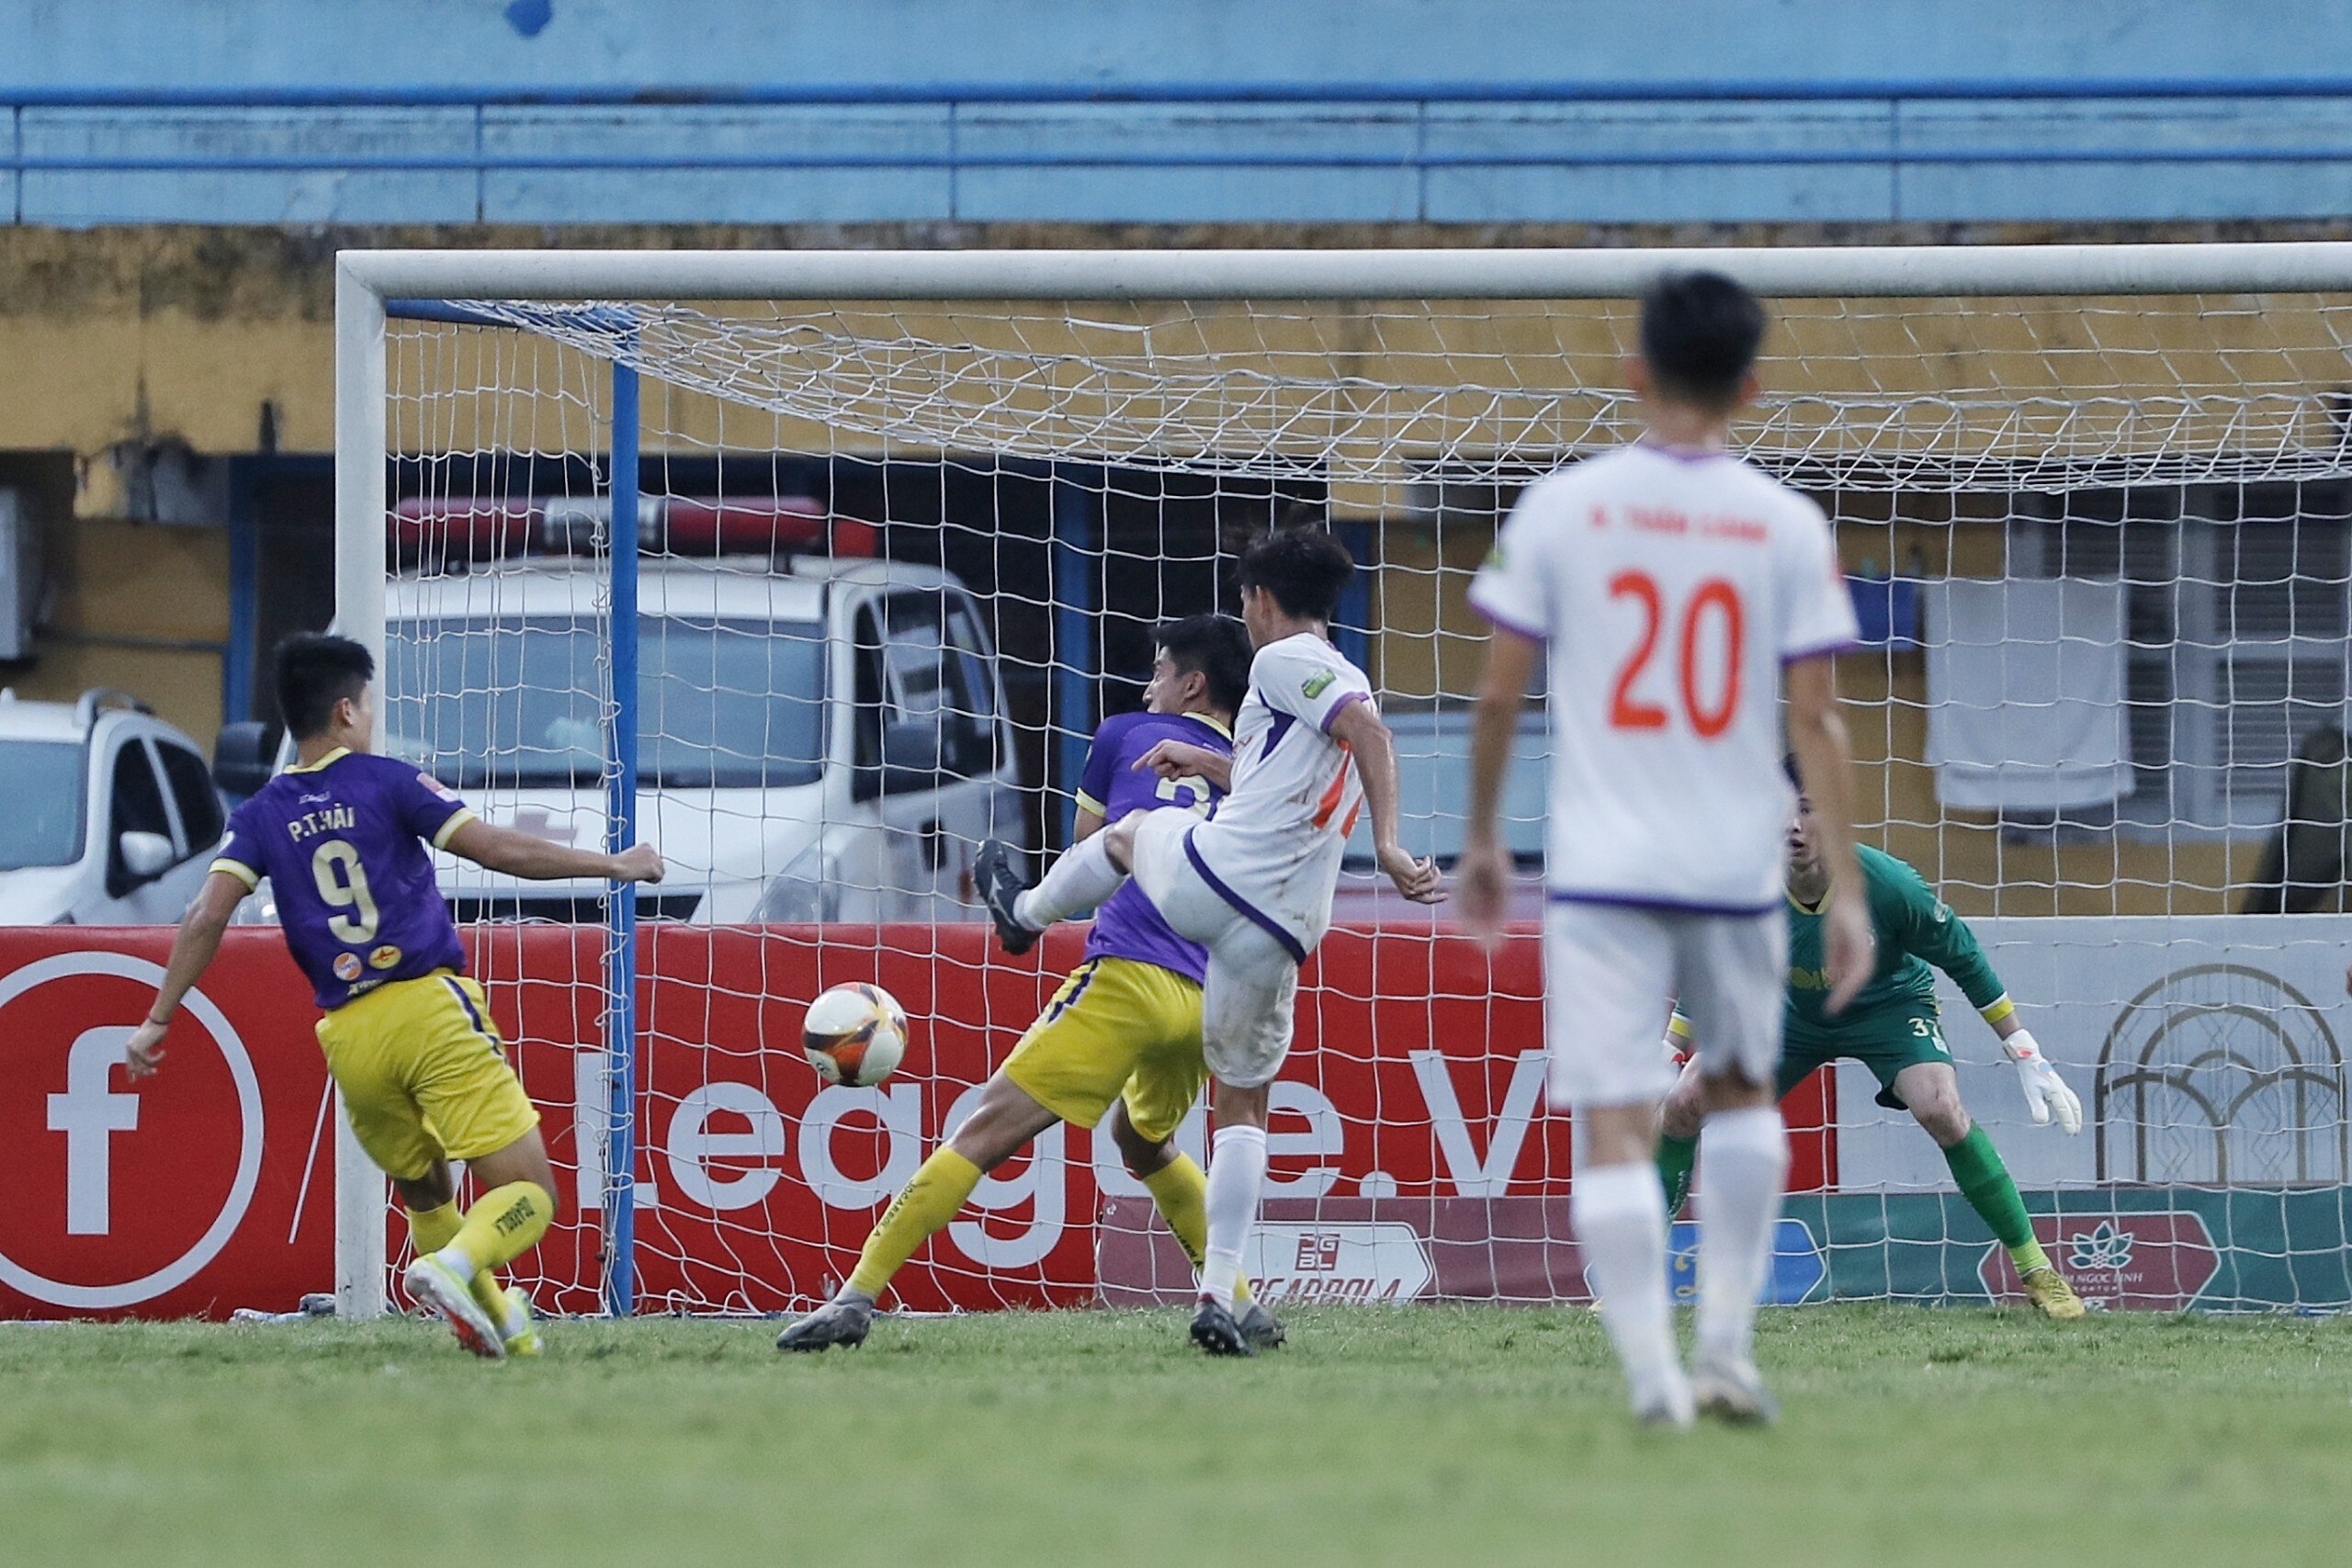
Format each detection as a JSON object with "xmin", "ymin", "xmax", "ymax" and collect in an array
[{"xmin": 801, "ymin": 983, "xmax": 910, "ymax": 1087}]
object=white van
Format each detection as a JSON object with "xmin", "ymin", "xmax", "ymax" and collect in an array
[
  {"xmin": 0, "ymin": 689, "xmax": 228, "ymax": 925},
  {"xmin": 376, "ymin": 554, "xmax": 1025, "ymax": 924}
]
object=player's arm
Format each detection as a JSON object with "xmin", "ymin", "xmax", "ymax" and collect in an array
[
  {"xmin": 1131, "ymin": 739, "xmax": 1231, "ymax": 793},
  {"xmin": 1903, "ymin": 876, "xmax": 2082, "ymax": 1134},
  {"xmin": 124, "ymin": 870, "xmax": 249, "ymax": 1080},
  {"xmin": 1459, "ymin": 626, "xmax": 1539, "ymax": 942},
  {"xmin": 1072, "ymin": 806, "xmax": 1106, "ymax": 841},
  {"xmin": 1785, "ymin": 654, "xmax": 1873, "ymax": 1013},
  {"xmin": 1329, "ymin": 697, "xmax": 1442, "ymax": 905},
  {"xmin": 445, "ymin": 818, "xmax": 665, "ymax": 884}
]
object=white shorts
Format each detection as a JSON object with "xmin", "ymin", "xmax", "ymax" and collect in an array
[
  {"xmin": 1130, "ymin": 808, "xmax": 1300, "ymax": 1089},
  {"xmin": 1541, "ymin": 899, "xmax": 1786, "ymax": 1111}
]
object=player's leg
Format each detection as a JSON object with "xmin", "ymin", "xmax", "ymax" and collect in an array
[
  {"xmin": 1656, "ymin": 1062, "xmax": 1704, "ymax": 1216},
  {"xmin": 779, "ymin": 956, "xmax": 1165, "ymax": 1349},
  {"xmin": 1189, "ymin": 929, "xmax": 1297, "ymax": 1357},
  {"xmin": 1676, "ymin": 910, "xmax": 1793, "ymax": 1425},
  {"xmin": 778, "ymin": 1073, "xmax": 1057, "ymax": 1350},
  {"xmin": 317, "ymin": 984, "xmax": 526, "ymax": 1358},
  {"xmin": 1106, "ymin": 970, "xmax": 1277, "ymax": 1340},
  {"xmin": 1545, "ymin": 903, "xmax": 1690, "ymax": 1426},
  {"xmin": 1886, "ymin": 1059, "xmax": 2084, "ymax": 1320},
  {"xmin": 393, "ymin": 976, "xmax": 554, "ymax": 1358},
  {"xmin": 978, "ymin": 814, "xmax": 1146, "ymax": 952},
  {"xmin": 1658, "ymin": 1039, "xmax": 1819, "ymax": 1217}
]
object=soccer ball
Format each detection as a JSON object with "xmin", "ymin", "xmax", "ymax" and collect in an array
[{"xmin": 801, "ymin": 982, "xmax": 909, "ymax": 1087}]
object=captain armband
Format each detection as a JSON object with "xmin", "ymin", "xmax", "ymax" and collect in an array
[{"xmin": 1978, "ymin": 994, "xmax": 2017, "ymax": 1028}]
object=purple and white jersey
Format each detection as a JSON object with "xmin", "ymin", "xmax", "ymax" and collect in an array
[
  {"xmin": 211, "ymin": 748, "xmax": 476, "ymax": 1010},
  {"xmin": 1076, "ymin": 709, "xmax": 1233, "ymax": 985},
  {"xmin": 1183, "ymin": 633, "xmax": 1373, "ymax": 960}
]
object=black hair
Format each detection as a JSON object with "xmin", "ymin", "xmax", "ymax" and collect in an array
[
  {"xmin": 1236, "ymin": 528, "xmax": 1355, "ymax": 624},
  {"xmin": 276, "ymin": 633, "xmax": 375, "ymax": 740},
  {"xmin": 1638, "ymin": 270, "xmax": 1766, "ymax": 411},
  {"xmin": 1155, "ymin": 614, "xmax": 1252, "ymax": 718},
  {"xmin": 1783, "ymin": 752, "xmax": 1804, "ymax": 791}
]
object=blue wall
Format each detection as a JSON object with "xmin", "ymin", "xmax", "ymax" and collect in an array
[{"xmin": 6, "ymin": 1, "xmax": 2351, "ymax": 226}]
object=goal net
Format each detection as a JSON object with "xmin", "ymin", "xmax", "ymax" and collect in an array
[{"xmin": 348, "ymin": 247, "xmax": 2352, "ymax": 1318}]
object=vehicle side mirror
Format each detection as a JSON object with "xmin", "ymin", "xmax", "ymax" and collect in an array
[
  {"xmin": 879, "ymin": 721, "xmax": 942, "ymax": 794},
  {"xmin": 119, "ymin": 830, "xmax": 175, "ymax": 881},
  {"xmin": 213, "ymin": 720, "xmax": 277, "ymax": 797}
]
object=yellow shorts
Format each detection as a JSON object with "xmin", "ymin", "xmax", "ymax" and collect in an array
[
  {"xmin": 1001, "ymin": 956, "xmax": 1207, "ymax": 1143},
  {"xmin": 313, "ymin": 969, "xmax": 540, "ymax": 1181}
]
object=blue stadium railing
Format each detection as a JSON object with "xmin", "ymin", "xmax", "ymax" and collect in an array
[{"xmin": 8, "ymin": 77, "xmax": 2352, "ymax": 226}]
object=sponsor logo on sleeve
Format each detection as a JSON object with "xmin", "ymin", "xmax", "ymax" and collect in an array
[
  {"xmin": 417, "ymin": 772, "xmax": 459, "ymax": 801},
  {"xmin": 332, "ymin": 953, "xmax": 363, "ymax": 982},
  {"xmin": 1301, "ymin": 670, "xmax": 1336, "ymax": 700},
  {"xmin": 368, "ymin": 945, "xmax": 403, "ymax": 971}
]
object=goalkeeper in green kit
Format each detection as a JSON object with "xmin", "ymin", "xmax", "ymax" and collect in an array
[{"xmin": 1657, "ymin": 761, "xmax": 2087, "ymax": 1319}]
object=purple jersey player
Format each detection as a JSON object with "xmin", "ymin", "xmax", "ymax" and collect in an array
[
  {"xmin": 1075, "ymin": 708, "xmax": 1230, "ymax": 986},
  {"xmin": 129, "ymin": 633, "xmax": 663, "ymax": 1361},
  {"xmin": 214, "ymin": 753, "xmax": 478, "ymax": 1009},
  {"xmin": 776, "ymin": 614, "xmax": 1273, "ymax": 1353}
]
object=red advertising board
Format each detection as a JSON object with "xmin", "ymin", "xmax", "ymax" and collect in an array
[{"xmin": 0, "ymin": 924, "xmax": 1834, "ymax": 1320}]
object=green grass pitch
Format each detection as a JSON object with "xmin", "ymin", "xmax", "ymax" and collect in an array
[{"xmin": 3, "ymin": 1304, "xmax": 2347, "ymax": 1566}]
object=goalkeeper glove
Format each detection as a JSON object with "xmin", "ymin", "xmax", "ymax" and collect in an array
[{"xmin": 2000, "ymin": 1028, "xmax": 2082, "ymax": 1134}]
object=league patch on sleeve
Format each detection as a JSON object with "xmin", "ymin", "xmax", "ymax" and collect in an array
[
  {"xmin": 1301, "ymin": 669, "xmax": 1336, "ymax": 699},
  {"xmin": 417, "ymin": 771, "xmax": 460, "ymax": 801}
]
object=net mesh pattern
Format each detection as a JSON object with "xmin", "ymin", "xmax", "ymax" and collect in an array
[{"xmin": 375, "ymin": 288, "xmax": 2352, "ymax": 1317}]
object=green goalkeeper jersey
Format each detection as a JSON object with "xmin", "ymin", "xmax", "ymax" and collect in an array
[{"xmin": 1785, "ymin": 843, "xmax": 2008, "ymax": 1030}]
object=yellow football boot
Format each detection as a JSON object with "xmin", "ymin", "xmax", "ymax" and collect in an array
[
  {"xmin": 2020, "ymin": 1267, "xmax": 2086, "ymax": 1320},
  {"xmin": 500, "ymin": 1285, "xmax": 543, "ymax": 1358}
]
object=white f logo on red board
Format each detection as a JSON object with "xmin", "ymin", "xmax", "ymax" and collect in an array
[
  {"xmin": 46, "ymin": 1027, "xmax": 141, "ymax": 1235},
  {"xmin": 0, "ymin": 953, "xmax": 263, "ymax": 1310}
]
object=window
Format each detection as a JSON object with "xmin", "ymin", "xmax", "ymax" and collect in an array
[
  {"xmin": 156, "ymin": 743, "xmax": 224, "ymax": 852},
  {"xmin": 107, "ymin": 741, "xmax": 171, "ymax": 895},
  {"xmin": 861, "ymin": 591, "xmax": 995, "ymax": 783},
  {"xmin": 384, "ymin": 616, "xmax": 826, "ymax": 790},
  {"xmin": 0, "ymin": 739, "xmax": 85, "ymax": 870},
  {"xmin": 2027, "ymin": 482, "xmax": 2352, "ymax": 829}
]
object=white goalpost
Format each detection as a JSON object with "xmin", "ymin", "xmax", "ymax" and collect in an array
[{"xmin": 334, "ymin": 243, "xmax": 2352, "ymax": 1320}]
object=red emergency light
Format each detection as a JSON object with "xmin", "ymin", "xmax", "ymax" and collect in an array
[{"xmin": 390, "ymin": 494, "xmax": 858, "ymax": 563}]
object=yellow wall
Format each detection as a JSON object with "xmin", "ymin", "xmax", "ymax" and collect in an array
[{"xmin": 6, "ymin": 516, "xmax": 228, "ymax": 747}]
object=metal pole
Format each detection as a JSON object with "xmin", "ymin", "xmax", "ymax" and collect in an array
[
  {"xmin": 344, "ymin": 242, "xmax": 2352, "ymax": 302},
  {"xmin": 603, "ymin": 360, "xmax": 642, "ymax": 1316},
  {"xmin": 331, "ymin": 263, "xmax": 390, "ymax": 1320},
  {"xmin": 1049, "ymin": 468, "xmax": 1098, "ymax": 849}
]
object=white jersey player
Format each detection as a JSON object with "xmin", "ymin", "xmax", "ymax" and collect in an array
[
  {"xmin": 978, "ymin": 531, "xmax": 1442, "ymax": 1356},
  {"xmin": 1456, "ymin": 271, "xmax": 1875, "ymax": 1428}
]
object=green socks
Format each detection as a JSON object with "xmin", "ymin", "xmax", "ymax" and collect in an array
[
  {"xmin": 1944, "ymin": 1125, "xmax": 2051, "ymax": 1270},
  {"xmin": 1657, "ymin": 1134, "xmax": 1699, "ymax": 1218}
]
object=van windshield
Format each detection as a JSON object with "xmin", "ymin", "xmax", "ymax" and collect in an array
[
  {"xmin": 385, "ymin": 617, "xmax": 826, "ymax": 790},
  {"xmin": 0, "ymin": 739, "xmax": 86, "ymax": 869}
]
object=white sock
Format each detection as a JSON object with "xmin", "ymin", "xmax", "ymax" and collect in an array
[
  {"xmin": 1012, "ymin": 833, "xmax": 1126, "ymax": 930},
  {"xmin": 1694, "ymin": 1105, "xmax": 1790, "ymax": 1368},
  {"xmin": 1572, "ymin": 1161, "xmax": 1683, "ymax": 1408},
  {"xmin": 1199, "ymin": 1123, "xmax": 1268, "ymax": 1310}
]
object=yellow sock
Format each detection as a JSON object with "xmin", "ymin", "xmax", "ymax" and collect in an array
[
  {"xmin": 443, "ymin": 1181, "xmax": 553, "ymax": 1277},
  {"xmin": 848, "ymin": 1147, "xmax": 983, "ymax": 1300},
  {"xmin": 2010, "ymin": 1237, "xmax": 2055, "ymax": 1276},
  {"xmin": 1141, "ymin": 1154, "xmax": 1252, "ymax": 1308},
  {"xmin": 408, "ymin": 1200, "xmax": 512, "ymax": 1320},
  {"xmin": 405, "ymin": 1200, "xmax": 463, "ymax": 1255}
]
